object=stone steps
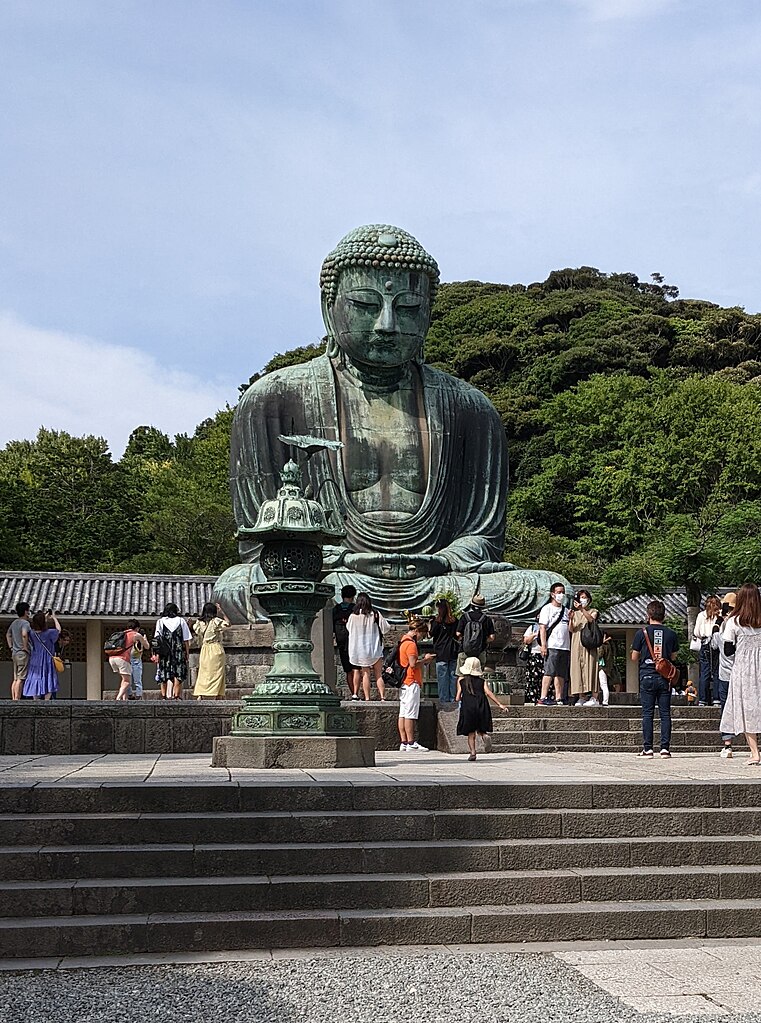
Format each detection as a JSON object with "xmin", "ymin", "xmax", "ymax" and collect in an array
[
  {"xmin": 0, "ymin": 897, "xmax": 759, "ymax": 957},
  {"xmin": 486, "ymin": 705, "xmax": 734, "ymax": 753},
  {"xmin": 2, "ymin": 863, "xmax": 761, "ymax": 919},
  {"xmin": 3, "ymin": 778, "xmax": 761, "ymax": 957},
  {"xmin": 3, "ymin": 804, "xmax": 761, "ymax": 845}
]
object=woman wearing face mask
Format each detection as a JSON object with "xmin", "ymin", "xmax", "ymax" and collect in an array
[{"xmin": 568, "ymin": 589, "xmax": 601, "ymax": 706}]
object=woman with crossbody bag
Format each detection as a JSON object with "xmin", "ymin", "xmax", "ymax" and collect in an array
[{"xmin": 24, "ymin": 610, "xmax": 63, "ymax": 700}]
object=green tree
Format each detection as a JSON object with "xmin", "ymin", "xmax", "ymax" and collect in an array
[{"xmin": 135, "ymin": 408, "xmax": 236, "ymax": 575}]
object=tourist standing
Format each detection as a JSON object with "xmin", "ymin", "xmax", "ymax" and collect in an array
[
  {"xmin": 456, "ymin": 655, "xmax": 507, "ymax": 761},
  {"xmin": 430, "ymin": 598, "xmax": 459, "ymax": 704},
  {"xmin": 127, "ymin": 620, "xmax": 149, "ymax": 700},
  {"xmin": 568, "ymin": 589, "xmax": 601, "ymax": 706},
  {"xmin": 521, "ymin": 616, "xmax": 543, "ymax": 704},
  {"xmin": 24, "ymin": 610, "xmax": 61, "ymax": 700},
  {"xmin": 712, "ymin": 592, "xmax": 737, "ymax": 758},
  {"xmin": 332, "ymin": 585, "xmax": 359, "ymax": 701},
  {"xmin": 192, "ymin": 602, "xmax": 230, "ymax": 700},
  {"xmin": 398, "ymin": 617, "xmax": 435, "ymax": 751},
  {"xmin": 347, "ymin": 592, "xmax": 390, "ymax": 701},
  {"xmin": 153, "ymin": 602, "xmax": 192, "ymax": 700},
  {"xmin": 109, "ymin": 622, "xmax": 148, "ymax": 701},
  {"xmin": 597, "ymin": 632, "xmax": 620, "ymax": 707},
  {"xmin": 538, "ymin": 583, "xmax": 571, "ymax": 706},
  {"xmin": 6, "ymin": 601, "xmax": 31, "ymax": 701},
  {"xmin": 455, "ymin": 595, "xmax": 495, "ymax": 672},
  {"xmin": 631, "ymin": 599, "xmax": 679, "ymax": 757},
  {"xmin": 719, "ymin": 583, "xmax": 761, "ymax": 766},
  {"xmin": 694, "ymin": 595, "xmax": 722, "ymax": 706}
]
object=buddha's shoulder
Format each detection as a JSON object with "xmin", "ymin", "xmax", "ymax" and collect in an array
[
  {"xmin": 237, "ymin": 355, "xmax": 330, "ymax": 412},
  {"xmin": 421, "ymin": 364, "xmax": 501, "ymax": 418}
]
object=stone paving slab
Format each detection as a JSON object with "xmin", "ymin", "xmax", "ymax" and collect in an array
[
  {"xmin": 3, "ymin": 750, "xmax": 761, "ymax": 786},
  {"xmin": 556, "ymin": 944, "xmax": 761, "ymax": 1014}
]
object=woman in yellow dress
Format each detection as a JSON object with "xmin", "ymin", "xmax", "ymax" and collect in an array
[{"xmin": 192, "ymin": 602, "xmax": 230, "ymax": 700}]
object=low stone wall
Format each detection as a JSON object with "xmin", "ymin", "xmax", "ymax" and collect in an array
[{"xmin": 0, "ymin": 701, "xmax": 436, "ymax": 756}]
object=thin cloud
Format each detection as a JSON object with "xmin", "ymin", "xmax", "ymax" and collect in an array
[
  {"xmin": 0, "ymin": 313, "xmax": 233, "ymax": 457},
  {"xmin": 569, "ymin": 0, "xmax": 680, "ymax": 20}
]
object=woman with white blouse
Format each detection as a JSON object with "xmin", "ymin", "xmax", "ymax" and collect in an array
[{"xmin": 347, "ymin": 592, "xmax": 390, "ymax": 702}]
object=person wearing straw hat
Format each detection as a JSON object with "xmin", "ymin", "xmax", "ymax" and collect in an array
[{"xmin": 455, "ymin": 656, "xmax": 507, "ymax": 761}]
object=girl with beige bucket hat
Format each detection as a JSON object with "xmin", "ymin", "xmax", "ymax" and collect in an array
[{"xmin": 455, "ymin": 656, "xmax": 508, "ymax": 761}]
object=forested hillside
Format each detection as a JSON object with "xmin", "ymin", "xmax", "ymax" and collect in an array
[{"xmin": 3, "ymin": 267, "xmax": 761, "ymax": 604}]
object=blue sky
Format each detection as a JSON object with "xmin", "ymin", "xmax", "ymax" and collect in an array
[{"xmin": 2, "ymin": 0, "xmax": 761, "ymax": 453}]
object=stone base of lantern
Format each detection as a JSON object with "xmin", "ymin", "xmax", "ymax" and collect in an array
[{"xmin": 211, "ymin": 733, "xmax": 376, "ymax": 769}]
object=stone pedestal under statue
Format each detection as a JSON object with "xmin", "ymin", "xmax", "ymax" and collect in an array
[{"xmin": 212, "ymin": 734, "xmax": 375, "ymax": 769}]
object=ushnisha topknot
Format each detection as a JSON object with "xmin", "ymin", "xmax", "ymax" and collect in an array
[{"xmin": 320, "ymin": 224, "xmax": 440, "ymax": 306}]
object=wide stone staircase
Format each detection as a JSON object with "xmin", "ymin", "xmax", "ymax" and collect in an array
[
  {"xmin": 490, "ymin": 705, "xmax": 742, "ymax": 753},
  {"xmin": 1, "ymin": 777, "xmax": 761, "ymax": 959}
]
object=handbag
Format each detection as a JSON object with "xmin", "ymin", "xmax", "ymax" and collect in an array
[
  {"xmin": 689, "ymin": 637, "xmax": 702, "ymax": 652},
  {"xmin": 641, "ymin": 628, "xmax": 679, "ymax": 685},
  {"xmin": 580, "ymin": 617, "xmax": 604, "ymax": 650},
  {"xmin": 35, "ymin": 634, "xmax": 65, "ymax": 673}
]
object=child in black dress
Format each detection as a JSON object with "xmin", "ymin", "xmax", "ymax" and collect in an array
[{"xmin": 456, "ymin": 655, "xmax": 507, "ymax": 761}]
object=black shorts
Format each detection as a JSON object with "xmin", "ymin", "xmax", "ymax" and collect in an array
[{"xmin": 337, "ymin": 644, "xmax": 358, "ymax": 675}]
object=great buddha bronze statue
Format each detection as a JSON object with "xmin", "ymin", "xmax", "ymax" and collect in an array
[{"xmin": 215, "ymin": 225, "xmax": 564, "ymax": 622}]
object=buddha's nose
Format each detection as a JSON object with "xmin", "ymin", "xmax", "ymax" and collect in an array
[{"xmin": 374, "ymin": 299, "xmax": 396, "ymax": 334}]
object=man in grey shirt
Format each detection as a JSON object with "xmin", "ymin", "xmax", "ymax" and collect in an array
[{"xmin": 6, "ymin": 602, "xmax": 31, "ymax": 701}]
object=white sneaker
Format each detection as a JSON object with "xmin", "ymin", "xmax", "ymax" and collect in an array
[
  {"xmin": 583, "ymin": 698, "xmax": 599, "ymax": 706},
  {"xmin": 408, "ymin": 742, "xmax": 429, "ymax": 752},
  {"xmin": 399, "ymin": 743, "xmax": 409, "ymax": 752},
  {"xmin": 720, "ymin": 747, "xmax": 733, "ymax": 759}
]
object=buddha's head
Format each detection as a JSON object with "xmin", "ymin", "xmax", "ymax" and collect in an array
[{"xmin": 320, "ymin": 225, "xmax": 440, "ymax": 369}]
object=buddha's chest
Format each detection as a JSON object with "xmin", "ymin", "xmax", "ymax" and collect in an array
[{"xmin": 336, "ymin": 378, "xmax": 429, "ymax": 520}]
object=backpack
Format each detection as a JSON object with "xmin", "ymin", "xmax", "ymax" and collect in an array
[
  {"xmin": 381, "ymin": 641, "xmax": 407, "ymax": 688},
  {"xmin": 333, "ymin": 608, "xmax": 351, "ymax": 646},
  {"xmin": 151, "ymin": 625, "xmax": 172, "ymax": 659},
  {"xmin": 104, "ymin": 630, "xmax": 127, "ymax": 654},
  {"xmin": 461, "ymin": 612, "xmax": 485, "ymax": 655},
  {"xmin": 580, "ymin": 618, "xmax": 604, "ymax": 650}
]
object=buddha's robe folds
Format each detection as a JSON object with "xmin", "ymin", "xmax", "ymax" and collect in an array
[{"xmin": 214, "ymin": 354, "xmax": 560, "ymax": 621}]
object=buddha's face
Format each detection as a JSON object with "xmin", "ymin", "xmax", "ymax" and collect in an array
[{"xmin": 326, "ymin": 266, "xmax": 431, "ymax": 368}]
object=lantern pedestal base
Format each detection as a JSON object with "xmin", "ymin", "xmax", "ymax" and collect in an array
[{"xmin": 211, "ymin": 734, "xmax": 376, "ymax": 770}]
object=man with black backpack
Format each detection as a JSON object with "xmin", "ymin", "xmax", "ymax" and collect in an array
[
  {"xmin": 455, "ymin": 595, "xmax": 495, "ymax": 674},
  {"xmin": 332, "ymin": 585, "xmax": 359, "ymax": 701}
]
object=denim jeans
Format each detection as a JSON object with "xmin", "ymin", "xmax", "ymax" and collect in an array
[
  {"xmin": 436, "ymin": 660, "xmax": 458, "ymax": 703},
  {"xmin": 698, "ymin": 642, "xmax": 718, "ymax": 704},
  {"xmin": 130, "ymin": 658, "xmax": 143, "ymax": 697},
  {"xmin": 640, "ymin": 674, "xmax": 672, "ymax": 751},
  {"xmin": 717, "ymin": 676, "xmax": 734, "ymax": 742}
]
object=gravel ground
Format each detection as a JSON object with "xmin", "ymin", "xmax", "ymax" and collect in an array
[{"xmin": 2, "ymin": 952, "xmax": 759, "ymax": 1023}]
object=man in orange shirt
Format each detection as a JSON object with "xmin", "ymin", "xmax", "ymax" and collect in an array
[{"xmin": 399, "ymin": 617, "xmax": 436, "ymax": 752}]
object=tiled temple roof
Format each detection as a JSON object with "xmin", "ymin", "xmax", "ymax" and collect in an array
[
  {"xmin": 0, "ymin": 572, "xmax": 216, "ymax": 618},
  {"xmin": 602, "ymin": 588, "xmax": 736, "ymax": 626}
]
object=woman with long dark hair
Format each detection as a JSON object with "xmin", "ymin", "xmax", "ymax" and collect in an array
[
  {"xmin": 719, "ymin": 583, "xmax": 761, "ymax": 766},
  {"xmin": 430, "ymin": 598, "xmax": 459, "ymax": 704},
  {"xmin": 153, "ymin": 602, "xmax": 192, "ymax": 700},
  {"xmin": 346, "ymin": 592, "xmax": 390, "ymax": 701},
  {"xmin": 192, "ymin": 602, "xmax": 230, "ymax": 700}
]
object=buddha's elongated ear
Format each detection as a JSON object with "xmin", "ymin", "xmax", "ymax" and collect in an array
[{"xmin": 320, "ymin": 293, "xmax": 342, "ymax": 360}]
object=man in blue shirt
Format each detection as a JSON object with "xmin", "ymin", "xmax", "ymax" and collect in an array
[{"xmin": 631, "ymin": 599, "xmax": 679, "ymax": 758}]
